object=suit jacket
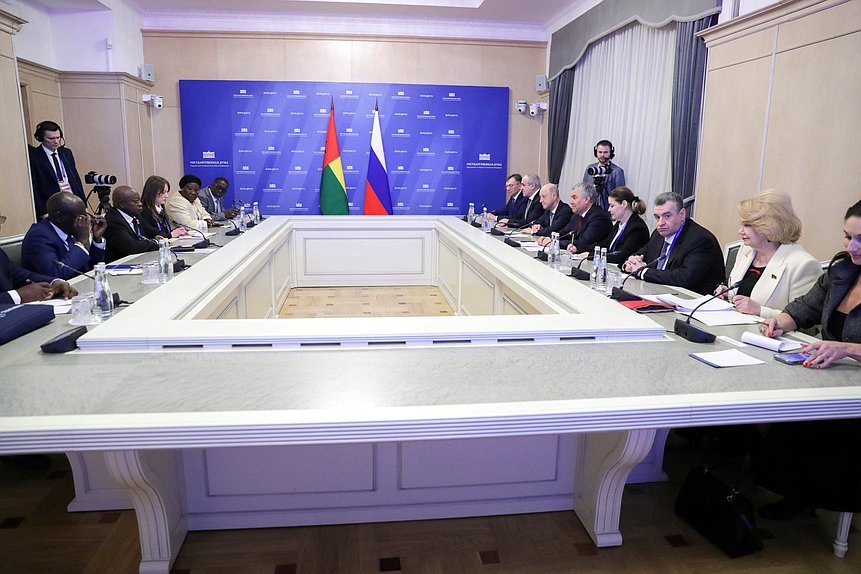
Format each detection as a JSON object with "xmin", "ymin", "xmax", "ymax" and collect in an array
[
  {"xmin": 635, "ymin": 218, "xmax": 725, "ymax": 296},
  {"xmin": 20, "ymin": 219, "xmax": 105, "ymax": 280},
  {"xmin": 604, "ymin": 214, "xmax": 650, "ymax": 265},
  {"xmin": 506, "ymin": 193, "xmax": 545, "ymax": 229},
  {"xmin": 198, "ymin": 186, "xmax": 228, "ymax": 221},
  {"xmin": 534, "ymin": 202, "xmax": 574, "ymax": 237},
  {"xmin": 139, "ymin": 207, "xmax": 173, "ymax": 240},
  {"xmin": 493, "ymin": 192, "xmax": 526, "ymax": 220},
  {"xmin": 0, "ymin": 248, "xmax": 54, "ymax": 304},
  {"xmin": 728, "ymin": 242, "xmax": 821, "ymax": 319},
  {"xmin": 557, "ymin": 204, "xmax": 613, "ymax": 253},
  {"xmin": 784, "ymin": 259, "xmax": 861, "ymax": 343},
  {"xmin": 28, "ymin": 145, "xmax": 86, "ymax": 219},
  {"xmin": 104, "ymin": 208, "xmax": 159, "ymax": 263}
]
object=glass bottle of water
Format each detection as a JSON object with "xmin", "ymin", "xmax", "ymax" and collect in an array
[
  {"xmin": 549, "ymin": 232, "xmax": 560, "ymax": 268},
  {"xmin": 481, "ymin": 207, "xmax": 491, "ymax": 232},
  {"xmin": 238, "ymin": 205, "xmax": 247, "ymax": 233},
  {"xmin": 252, "ymin": 201, "xmax": 260, "ymax": 224},
  {"xmin": 467, "ymin": 202, "xmax": 476, "ymax": 223},
  {"xmin": 92, "ymin": 262, "xmax": 114, "ymax": 321},
  {"xmin": 158, "ymin": 238, "xmax": 173, "ymax": 283},
  {"xmin": 590, "ymin": 246, "xmax": 601, "ymax": 289},
  {"xmin": 598, "ymin": 247, "xmax": 608, "ymax": 292}
]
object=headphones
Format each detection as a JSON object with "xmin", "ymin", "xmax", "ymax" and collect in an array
[
  {"xmin": 593, "ymin": 139, "xmax": 615, "ymax": 160},
  {"xmin": 34, "ymin": 121, "xmax": 63, "ymax": 143}
]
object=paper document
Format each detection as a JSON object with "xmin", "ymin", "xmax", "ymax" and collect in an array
[
  {"xmin": 681, "ymin": 310, "xmax": 760, "ymax": 326},
  {"xmin": 740, "ymin": 331, "xmax": 803, "ymax": 351},
  {"xmin": 690, "ymin": 349, "xmax": 764, "ymax": 368},
  {"xmin": 107, "ymin": 268, "xmax": 143, "ymax": 276},
  {"xmin": 656, "ymin": 293, "xmax": 733, "ymax": 313}
]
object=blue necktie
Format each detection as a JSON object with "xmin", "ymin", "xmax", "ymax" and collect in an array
[{"xmin": 659, "ymin": 241, "xmax": 671, "ymax": 269}]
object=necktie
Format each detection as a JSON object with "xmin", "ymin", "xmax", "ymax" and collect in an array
[
  {"xmin": 133, "ymin": 218, "xmax": 142, "ymax": 239},
  {"xmin": 67, "ymin": 234, "xmax": 75, "ymax": 251},
  {"xmin": 549, "ymin": 211, "xmax": 554, "ymax": 226},
  {"xmin": 52, "ymin": 153, "xmax": 62, "ymax": 182},
  {"xmin": 659, "ymin": 241, "xmax": 671, "ymax": 269}
]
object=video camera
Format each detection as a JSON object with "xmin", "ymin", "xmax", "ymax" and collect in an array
[{"xmin": 84, "ymin": 171, "xmax": 118, "ymax": 214}]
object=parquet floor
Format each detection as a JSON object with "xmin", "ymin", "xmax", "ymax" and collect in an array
[
  {"xmin": 277, "ymin": 286, "xmax": 454, "ymax": 318},
  {"xmin": 1, "ymin": 434, "xmax": 858, "ymax": 573}
]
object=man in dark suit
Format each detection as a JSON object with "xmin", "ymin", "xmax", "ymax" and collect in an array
[
  {"xmin": 624, "ymin": 192, "xmax": 725, "ymax": 295},
  {"xmin": 488, "ymin": 173, "xmax": 525, "ymax": 224},
  {"xmin": 551, "ymin": 182, "xmax": 612, "ymax": 253},
  {"xmin": 500, "ymin": 174, "xmax": 544, "ymax": 229},
  {"xmin": 28, "ymin": 121, "xmax": 86, "ymax": 220},
  {"xmin": 527, "ymin": 184, "xmax": 573, "ymax": 238},
  {"xmin": 0, "ymin": 211, "xmax": 76, "ymax": 304},
  {"xmin": 104, "ymin": 186, "xmax": 160, "ymax": 263},
  {"xmin": 21, "ymin": 192, "xmax": 106, "ymax": 280}
]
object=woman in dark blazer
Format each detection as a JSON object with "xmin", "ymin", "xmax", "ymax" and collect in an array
[
  {"xmin": 755, "ymin": 199, "xmax": 861, "ymax": 519},
  {"xmin": 603, "ymin": 187, "xmax": 650, "ymax": 265},
  {"xmin": 139, "ymin": 176, "xmax": 188, "ymax": 240}
]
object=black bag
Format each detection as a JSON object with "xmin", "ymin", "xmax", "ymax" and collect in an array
[
  {"xmin": 0, "ymin": 304, "xmax": 54, "ymax": 345},
  {"xmin": 674, "ymin": 465, "xmax": 763, "ymax": 558}
]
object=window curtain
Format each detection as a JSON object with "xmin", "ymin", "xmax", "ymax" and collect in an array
[
  {"xmin": 548, "ymin": 68, "xmax": 576, "ymax": 185},
  {"xmin": 671, "ymin": 14, "xmax": 719, "ymax": 212},
  {"xmin": 557, "ymin": 22, "xmax": 678, "ymax": 216}
]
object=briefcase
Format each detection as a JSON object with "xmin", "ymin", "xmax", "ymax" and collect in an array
[
  {"xmin": 674, "ymin": 465, "xmax": 763, "ymax": 558},
  {"xmin": 0, "ymin": 304, "xmax": 55, "ymax": 345}
]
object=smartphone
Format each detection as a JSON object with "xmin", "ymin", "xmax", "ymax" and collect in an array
[{"xmin": 774, "ymin": 352, "xmax": 808, "ymax": 365}]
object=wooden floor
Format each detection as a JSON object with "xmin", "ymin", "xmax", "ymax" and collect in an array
[
  {"xmin": 1, "ymin": 435, "xmax": 857, "ymax": 573},
  {"xmin": 277, "ymin": 286, "xmax": 453, "ymax": 318}
]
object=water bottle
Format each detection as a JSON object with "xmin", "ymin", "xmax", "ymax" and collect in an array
[
  {"xmin": 467, "ymin": 202, "xmax": 476, "ymax": 223},
  {"xmin": 590, "ymin": 246, "xmax": 601, "ymax": 289},
  {"xmin": 598, "ymin": 247, "xmax": 608, "ymax": 292},
  {"xmin": 238, "ymin": 205, "xmax": 247, "ymax": 233},
  {"xmin": 92, "ymin": 262, "xmax": 114, "ymax": 321},
  {"xmin": 252, "ymin": 202, "xmax": 260, "ymax": 224},
  {"xmin": 549, "ymin": 232, "xmax": 560, "ymax": 269},
  {"xmin": 158, "ymin": 238, "xmax": 174, "ymax": 283},
  {"xmin": 481, "ymin": 207, "xmax": 491, "ymax": 232}
]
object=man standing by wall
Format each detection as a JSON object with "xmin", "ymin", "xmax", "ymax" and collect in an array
[{"xmin": 28, "ymin": 121, "xmax": 86, "ymax": 220}]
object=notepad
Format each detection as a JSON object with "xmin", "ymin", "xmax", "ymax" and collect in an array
[
  {"xmin": 740, "ymin": 331, "xmax": 803, "ymax": 352},
  {"xmin": 690, "ymin": 349, "xmax": 764, "ymax": 368}
]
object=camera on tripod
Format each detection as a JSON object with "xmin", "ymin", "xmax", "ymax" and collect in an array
[
  {"xmin": 84, "ymin": 171, "xmax": 118, "ymax": 214},
  {"xmin": 586, "ymin": 165, "xmax": 612, "ymax": 177}
]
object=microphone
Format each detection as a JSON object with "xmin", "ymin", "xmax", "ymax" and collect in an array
[
  {"xmin": 536, "ymin": 229, "xmax": 574, "ymax": 261},
  {"xmin": 673, "ymin": 281, "xmax": 743, "ymax": 344},
  {"xmin": 231, "ymin": 200, "xmax": 255, "ymax": 228},
  {"xmin": 180, "ymin": 225, "xmax": 214, "ymax": 248},
  {"xmin": 569, "ymin": 254, "xmax": 591, "ymax": 280},
  {"xmin": 52, "ymin": 261, "xmax": 132, "ymax": 305},
  {"xmin": 224, "ymin": 217, "xmax": 241, "ymax": 236},
  {"xmin": 502, "ymin": 219, "xmax": 538, "ymax": 247},
  {"xmin": 610, "ymin": 254, "xmax": 668, "ymax": 300}
]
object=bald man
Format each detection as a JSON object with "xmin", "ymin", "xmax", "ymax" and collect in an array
[
  {"xmin": 104, "ymin": 185, "xmax": 160, "ymax": 263},
  {"xmin": 21, "ymin": 192, "xmax": 107, "ymax": 279}
]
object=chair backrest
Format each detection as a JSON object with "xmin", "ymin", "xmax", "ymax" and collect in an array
[
  {"xmin": 723, "ymin": 240, "xmax": 743, "ymax": 282},
  {"xmin": 0, "ymin": 234, "xmax": 24, "ymax": 267},
  {"xmin": 820, "ymin": 260, "xmax": 831, "ymax": 270}
]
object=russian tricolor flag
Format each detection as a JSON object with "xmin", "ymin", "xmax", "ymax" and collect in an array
[{"xmin": 363, "ymin": 103, "xmax": 393, "ymax": 215}]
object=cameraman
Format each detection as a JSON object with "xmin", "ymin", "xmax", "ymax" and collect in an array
[
  {"xmin": 28, "ymin": 120, "xmax": 86, "ymax": 220},
  {"xmin": 583, "ymin": 139, "xmax": 625, "ymax": 211}
]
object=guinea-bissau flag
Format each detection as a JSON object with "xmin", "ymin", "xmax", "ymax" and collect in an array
[
  {"xmin": 319, "ymin": 100, "xmax": 349, "ymax": 215},
  {"xmin": 363, "ymin": 101, "xmax": 393, "ymax": 215}
]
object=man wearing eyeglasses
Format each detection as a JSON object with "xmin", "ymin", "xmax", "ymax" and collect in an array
[
  {"xmin": 0, "ymin": 210, "xmax": 77, "ymax": 304},
  {"xmin": 21, "ymin": 192, "xmax": 107, "ymax": 280},
  {"xmin": 199, "ymin": 177, "xmax": 238, "ymax": 222}
]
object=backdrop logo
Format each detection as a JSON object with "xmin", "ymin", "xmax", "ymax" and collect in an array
[
  {"xmin": 203, "ymin": 151, "xmax": 215, "ymax": 159},
  {"xmin": 479, "ymin": 153, "xmax": 490, "ymax": 161}
]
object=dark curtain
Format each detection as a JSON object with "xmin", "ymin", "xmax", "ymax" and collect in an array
[
  {"xmin": 547, "ymin": 67, "xmax": 575, "ymax": 185},
  {"xmin": 671, "ymin": 14, "xmax": 718, "ymax": 208}
]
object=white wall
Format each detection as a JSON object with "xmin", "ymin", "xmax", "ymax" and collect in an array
[
  {"xmin": 2, "ymin": 0, "xmax": 143, "ymax": 75},
  {"xmin": 719, "ymin": 0, "xmax": 782, "ymax": 23}
]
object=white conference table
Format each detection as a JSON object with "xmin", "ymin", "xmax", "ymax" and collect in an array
[{"xmin": 1, "ymin": 216, "xmax": 858, "ymax": 574}]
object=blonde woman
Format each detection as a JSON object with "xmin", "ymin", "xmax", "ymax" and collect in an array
[{"xmin": 721, "ymin": 191, "xmax": 821, "ymax": 318}]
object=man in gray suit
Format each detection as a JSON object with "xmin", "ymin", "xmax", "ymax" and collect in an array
[{"xmin": 198, "ymin": 177, "xmax": 238, "ymax": 222}]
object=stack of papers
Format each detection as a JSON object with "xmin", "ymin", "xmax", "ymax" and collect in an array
[
  {"xmin": 690, "ymin": 349, "xmax": 765, "ymax": 368},
  {"xmin": 739, "ymin": 331, "xmax": 803, "ymax": 351},
  {"xmin": 653, "ymin": 293, "xmax": 760, "ymax": 326}
]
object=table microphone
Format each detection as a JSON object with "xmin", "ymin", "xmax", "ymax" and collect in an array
[
  {"xmin": 673, "ymin": 280, "xmax": 742, "ymax": 344},
  {"xmin": 503, "ymin": 219, "xmax": 538, "ymax": 247},
  {"xmin": 536, "ymin": 229, "xmax": 574, "ymax": 261},
  {"xmin": 180, "ymin": 225, "xmax": 215, "ymax": 248},
  {"xmin": 224, "ymin": 218, "xmax": 241, "ymax": 236},
  {"xmin": 52, "ymin": 260, "xmax": 132, "ymax": 306},
  {"xmin": 611, "ymin": 254, "xmax": 668, "ymax": 300},
  {"xmin": 569, "ymin": 254, "xmax": 591, "ymax": 280},
  {"xmin": 231, "ymin": 200, "xmax": 256, "ymax": 228}
]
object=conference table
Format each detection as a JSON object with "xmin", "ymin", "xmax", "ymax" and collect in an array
[{"xmin": 1, "ymin": 216, "xmax": 858, "ymax": 574}]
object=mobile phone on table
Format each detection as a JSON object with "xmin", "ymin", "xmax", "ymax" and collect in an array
[{"xmin": 773, "ymin": 352, "xmax": 807, "ymax": 365}]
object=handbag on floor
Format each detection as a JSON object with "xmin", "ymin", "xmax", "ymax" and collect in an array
[{"xmin": 674, "ymin": 465, "xmax": 763, "ymax": 558}]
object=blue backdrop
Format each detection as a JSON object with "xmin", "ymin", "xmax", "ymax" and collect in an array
[{"xmin": 179, "ymin": 80, "xmax": 509, "ymax": 216}]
